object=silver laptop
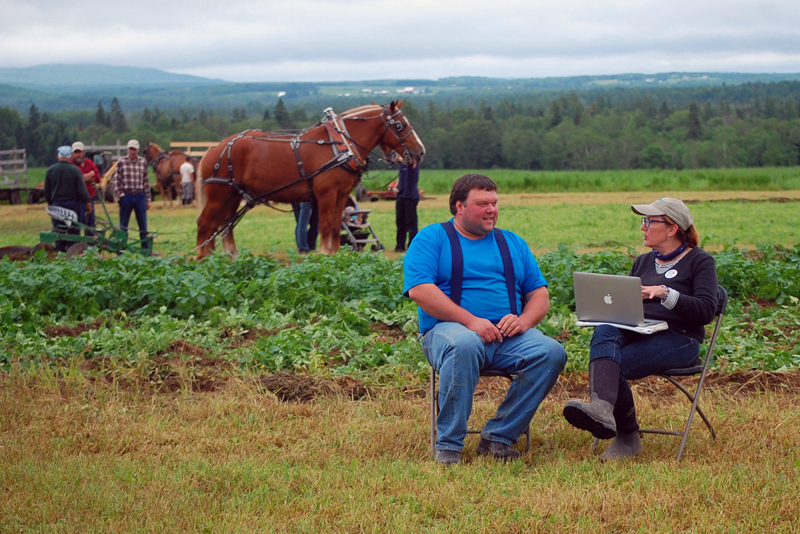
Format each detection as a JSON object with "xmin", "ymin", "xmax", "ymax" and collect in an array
[{"xmin": 573, "ymin": 272, "xmax": 668, "ymax": 334}]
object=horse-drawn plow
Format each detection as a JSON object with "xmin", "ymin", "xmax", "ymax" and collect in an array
[{"xmin": 39, "ymin": 198, "xmax": 155, "ymax": 258}]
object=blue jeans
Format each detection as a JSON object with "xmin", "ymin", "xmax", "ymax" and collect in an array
[
  {"xmin": 118, "ymin": 193, "xmax": 149, "ymax": 249},
  {"xmin": 590, "ymin": 325, "xmax": 700, "ymax": 433},
  {"xmin": 293, "ymin": 202, "xmax": 312, "ymax": 252},
  {"xmin": 423, "ymin": 322, "xmax": 567, "ymax": 452}
]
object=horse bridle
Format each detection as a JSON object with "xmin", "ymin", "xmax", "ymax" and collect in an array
[{"xmin": 346, "ymin": 105, "xmax": 419, "ymax": 165}]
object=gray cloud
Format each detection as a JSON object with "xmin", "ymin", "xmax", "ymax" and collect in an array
[{"xmin": 3, "ymin": 0, "xmax": 799, "ymax": 81}]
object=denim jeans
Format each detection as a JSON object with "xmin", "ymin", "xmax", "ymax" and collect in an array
[
  {"xmin": 590, "ymin": 325, "xmax": 700, "ymax": 433},
  {"xmin": 293, "ymin": 202, "xmax": 313, "ymax": 252},
  {"xmin": 118, "ymin": 193, "xmax": 149, "ymax": 249},
  {"xmin": 423, "ymin": 322, "xmax": 567, "ymax": 452}
]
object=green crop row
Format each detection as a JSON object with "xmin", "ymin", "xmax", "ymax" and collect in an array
[{"xmin": 1, "ymin": 246, "xmax": 799, "ymax": 379}]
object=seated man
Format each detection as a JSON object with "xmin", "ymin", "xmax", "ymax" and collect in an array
[{"xmin": 403, "ymin": 173, "xmax": 566, "ymax": 465}]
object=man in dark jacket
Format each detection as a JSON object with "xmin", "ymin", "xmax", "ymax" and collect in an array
[
  {"xmin": 44, "ymin": 145, "xmax": 91, "ymax": 251},
  {"xmin": 393, "ymin": 159, "xmax": 420, "ymax": 252}
]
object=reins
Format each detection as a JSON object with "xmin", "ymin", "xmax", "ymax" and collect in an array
[{"xmin": 195, "ymin": 105, "xmax": 415, "ymax": 253}]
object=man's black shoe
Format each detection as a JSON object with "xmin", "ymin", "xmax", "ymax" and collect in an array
[
  {"xmin": 434, "ymin": 450, "xmax": 461, "ymax": 465},
  {"xmin": 476, "ymin": 437, "xmax": 521, "ymax": 461}
]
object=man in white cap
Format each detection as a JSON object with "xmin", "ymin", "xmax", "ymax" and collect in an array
[
  {"xmin": 113, "ymin": 139, "xmax": 152, "ymax": 251},
  {"xmin": 70, "ymin": 141, "xmax": 101, "ymax": 235},
  {"xmin": 44, "ymin": 145, "xmax": 92, "ymax": 251}
]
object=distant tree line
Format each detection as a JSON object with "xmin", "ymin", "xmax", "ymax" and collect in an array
[{"xmin": 3, "ymin": 81, "xmax": 800, "ymax": 170}]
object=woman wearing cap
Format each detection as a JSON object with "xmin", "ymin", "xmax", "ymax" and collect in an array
[{"xmin": 563, "ymin": 197, "xmax": 718, "ymax": 461}]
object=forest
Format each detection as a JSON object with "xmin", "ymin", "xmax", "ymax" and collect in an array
[{"xmin": 2, "ymin": 80, "xmax": 800, "ymax": 171}]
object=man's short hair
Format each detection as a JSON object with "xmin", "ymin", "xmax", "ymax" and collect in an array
[{"xmin": 449, "ymin": 173, "xmax": 498, "ymax": 215}]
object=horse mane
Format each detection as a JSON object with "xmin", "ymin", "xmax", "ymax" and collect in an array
[
  {"xmin": 148, "ymin": 142, "xmax": 164, "ymax": 152},
  {"xmin": 196, "ymin": 152, "xmax": 208, "ymax": 213},
  {"xmin": 339, "ymin": 104, "xmax": 383, "ymax": 118}
]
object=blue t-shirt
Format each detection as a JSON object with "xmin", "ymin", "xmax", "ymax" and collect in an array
[{"xmin": 402, "ymin": 220, "xmax": 547, "ymax": 333}]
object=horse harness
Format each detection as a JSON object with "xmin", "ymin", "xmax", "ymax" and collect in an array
[
  {"xmin": 151, "ymin": 150, "xmax": 181, "ymax": 181},
  {"xmin": 203, "ymin": 105, "xmax": 415, "ymax": 207},
  {"xmin": 197, "ymin": 105, "xmax": 417, "ymax": 248}
]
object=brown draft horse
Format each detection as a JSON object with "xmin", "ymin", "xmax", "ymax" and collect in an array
[
  {"xmin": 195, "ymin": 101, "xmax": 425, "ymax": 258},
  {"xmin": 144, "ymin": 142, "xmax": 193, "ymax": 207}
]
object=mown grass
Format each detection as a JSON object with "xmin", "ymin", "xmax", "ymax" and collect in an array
[
  {"xmin": 2, "ymin": 190, "xmax": 799, "ymax": 252},
  {"xmin": 409, "ymin": 167, "xmax": 800, "ymax": 195},
  {"xmin": 21, "ymin": 165, "xmax": 800, "ymax": 194},
  {"xmin": 2, "ymin": 371, "xmax": 800, "ymax": 533},
  {"xmin": 2, "ymin": 177, "xmax": 800, "ymax": 532}
]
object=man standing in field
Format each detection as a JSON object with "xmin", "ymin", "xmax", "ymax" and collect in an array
[
  {"xmin": 70, "ymin": 141, "xmax": 101, "ymax": 235},
  {"xmin": 44, "ymin": 145, "xmax": 92, "ymax": 251},
  {"xmin": 403, "ymin": 173, "xmax": 566, "ymax": 465},
  {"xmin": 393, "ymin": 154, "xmax": 420, "ymax": 253},
  {"xmin": 179, "ymin": 158, "xmax": 195, "ymax": 205},
  {"xmin": 114, "ymin": 139, "xmax": 151, "ymax": 251}
]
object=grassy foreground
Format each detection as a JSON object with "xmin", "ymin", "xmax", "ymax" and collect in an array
[
  {"xmin": 2, "ymin": 182, "xmax": 800, "ymax": 532},
  {"xmin": 2, "ymin": 371, "xmax": 800, "ymax": 533}
]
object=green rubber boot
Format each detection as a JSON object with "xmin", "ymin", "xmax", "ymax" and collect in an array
[{"xmin": 599, "ymin": 431, "xmax": 642, "ymax": 461}]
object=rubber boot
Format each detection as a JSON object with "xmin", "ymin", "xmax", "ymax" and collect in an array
[
  {"xmin": 599, "ymin": 431, "xmax": 642, "ymax": 461},
  {"xmin": 562, "ymin": 359, "xmax": 620, "ymax": 440},
  {"xmin": 563, "ymin": 393, "xmax": 616, "ymax": 440}
]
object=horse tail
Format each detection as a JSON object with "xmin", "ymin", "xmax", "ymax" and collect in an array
[{"xmin": 196, "ymin": 153, "xmax": 207, "ymax": 213}]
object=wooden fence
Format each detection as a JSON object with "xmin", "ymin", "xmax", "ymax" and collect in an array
[
  {"xmin": 0, "ymin": 148, "xmax": 27, "ymax": 187},
  {"xmin": 0, "ymin": 148, "xmax": 29, "ymax": 204},
  {"xmin": 81, "ymin": 141, "xmax": 219, "ymax": 158},
  {"xmin": 169, "ymin": 142, "xmax": 219, "ymax": 157}
]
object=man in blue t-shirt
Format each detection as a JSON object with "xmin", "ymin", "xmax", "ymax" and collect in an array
[{"xmin": 403, "ymin": 173, "xmax": 566, "ymax": 465}]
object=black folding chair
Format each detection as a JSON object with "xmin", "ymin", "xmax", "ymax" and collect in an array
[
  {"xmin": 430, "ymin": 367, "xmax": 531, "ymax": 457},
  {"xmin": 594, "ymin": 285, "xmax": 728, "ymax": 460}
]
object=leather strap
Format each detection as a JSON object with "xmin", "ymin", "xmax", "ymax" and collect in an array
[{"xmin": 441, "ymin": 221, "xmax": 517, "ymax": 315}]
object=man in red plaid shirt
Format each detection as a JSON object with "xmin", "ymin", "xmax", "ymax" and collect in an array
[{"xmin": 114, "ymin": 139, "xmax": 152, "ymax": 251}]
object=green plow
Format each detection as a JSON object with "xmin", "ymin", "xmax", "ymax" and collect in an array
[{"xmin": 39, "ymin": 196, "xmax": 155, "ymax": 257}]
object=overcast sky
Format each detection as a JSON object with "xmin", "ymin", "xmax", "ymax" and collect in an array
[{"xmin": 4, "ymin": 0, "xmax": 800, "ymax": 82}]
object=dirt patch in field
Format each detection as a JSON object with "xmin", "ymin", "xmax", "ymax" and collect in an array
[
  {"xmin": 222, "ymin": 326, "xmax": 272, "ymax": 348},
  {"xmin": 149, "ymin": 340, "xmax": 233, "ymax": 393},
  {"xmin": 244, "ymin": 368, "xmax": 800, "ymax": 405},
  {"xmin": 369, "ymin": 322, "xmax": 407, "ymax": 344},
  {"xmin": 45, "ymin": 317, "xmax": 108, "ymax": 337},
  {"xmin": 691, "ymin": 197, "xmax": 800, "ymax": 204},
  {"xmin": 256, "ymin": 372, "xmax": 373, "ymax": 401},
  {"xmin": 76, "ymin": 341, "xmax": 233, "ymax": 393},
  {"xmin": 0, "ymin": 243, "xmax": 56, "ymax": 261}
]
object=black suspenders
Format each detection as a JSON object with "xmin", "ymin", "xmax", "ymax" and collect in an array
[{"xmin": 441, "ymin": 221, "xmax": 518, "ymax": 315}]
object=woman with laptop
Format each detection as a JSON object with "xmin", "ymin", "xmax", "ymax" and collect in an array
[{"xmin": 563, "ymin": 198, "xmax": 718, "ymax": 460}]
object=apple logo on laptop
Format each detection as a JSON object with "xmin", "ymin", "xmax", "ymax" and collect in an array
[{"xmin": 604, "ymin": 294, "xmax": 613, "ymax": 305}]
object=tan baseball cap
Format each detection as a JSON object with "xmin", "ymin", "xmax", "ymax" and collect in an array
[
  {"xmin": 631, "ymin": 197, "xmax": 694, "ymax": 231},
  {"xmin": 71, "ymin": 141, "xmax": 85, "ymax": 152},
  {"xmin": 127, "ymin": 139, "xmax": 140, "ymax": 150}
]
